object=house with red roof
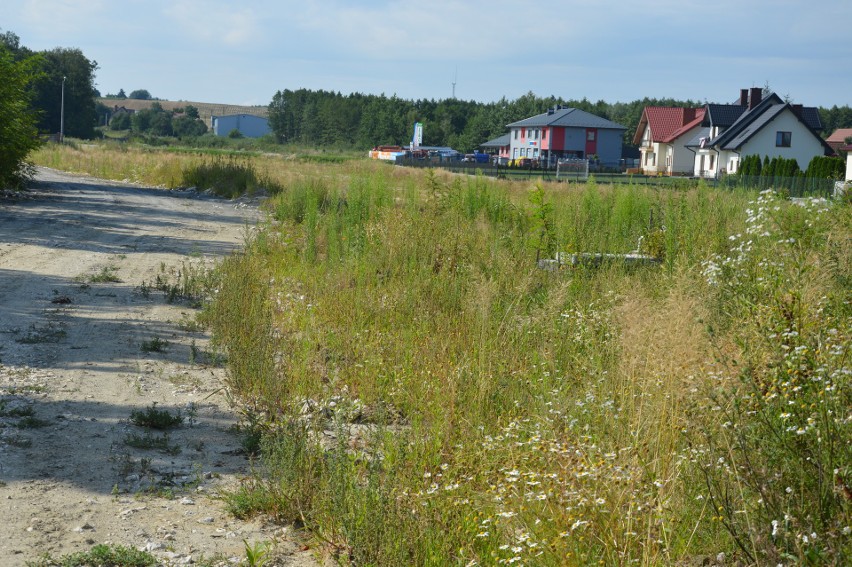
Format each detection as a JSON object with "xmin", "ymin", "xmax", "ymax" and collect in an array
[
  {"xmin": 633, "ymin": 107, "xmax": 705, "ymax": 175},
  {"xmin": 826, "ymin": 128, "xmax": 852, "ymax": 153}
]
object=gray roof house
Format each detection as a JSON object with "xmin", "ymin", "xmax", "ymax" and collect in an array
[
  {"xmin": 687, "ymin": 88, "xmax": 833, "ymax": 178},
  {"xmin": 506, "ymin": 106, "xmax": 626, "ymax": 166}
]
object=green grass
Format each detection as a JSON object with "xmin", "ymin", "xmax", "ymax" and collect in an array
[
  {"xmin": 140, "ymin": 337, "xmax": 168, "ymax": 353},
  {"xmin": 27, "ymin": 544, "xmax": 158, "ymax": 567},
  {"xmin": 88, "ymin": 265, "xmax": 122, "ymax": 283},
  {"xmin": 129, "ymin": 403, "xmax": 183, "ymax": 429},
  {"xmin": 202, "ymin": 169, "xmax": 851, "ymax": 565},
  {"xmin": 124, "ymin": 432, "xmax": 181, "ymax": 455}
]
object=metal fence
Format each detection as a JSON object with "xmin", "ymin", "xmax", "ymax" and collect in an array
[
  {"xmin": 394, "ymin": 158, "xmax": 841, "ymax": 197},
  {"xmin": 716, "ymin": 175, "xmax": 837, "ymax": 198}
]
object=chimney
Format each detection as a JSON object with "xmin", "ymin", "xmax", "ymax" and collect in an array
[
  {"xmin": 749, "ymin": 87, "xmax": 762, "ymax": 109},
  {"xmin": 740, "ymin": 89, "xmax": 749, "ymax": 106},
  {"xmin": 683, "ymin": 108, "xmax": 697, "ymax": 123},
  {"xmin": 792, "ymin": 104, "xmax": 803, "ymax": 118}
]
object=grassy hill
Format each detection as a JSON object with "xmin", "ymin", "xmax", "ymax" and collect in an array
[{"xmin": 99, "ymin": 98, "xmax": 268, "ymax": 126}]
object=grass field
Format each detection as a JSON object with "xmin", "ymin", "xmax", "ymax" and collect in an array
[{"xmin": 30, "ymin": 144, "xmax": 852, "ymax": 565}]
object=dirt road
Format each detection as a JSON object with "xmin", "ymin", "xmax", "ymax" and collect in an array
[{"xmin": 0, "ymin": 168, "xmax": 315, "ymax": 566}]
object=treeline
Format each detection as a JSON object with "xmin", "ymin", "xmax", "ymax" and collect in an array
[
  {"xmin": 268, "ymin": 89, "xmax": 703, "ymax": 152},
  {"xmin": 110, "ymin": 103, "xmax": 207, "ymax": 138},
  {"xmin": 269, "ymin": 89, "xmax": 852, "ymax": 153}
]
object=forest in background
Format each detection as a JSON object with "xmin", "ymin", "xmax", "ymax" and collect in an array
[{"xmin": 268, "ymin": 88, "xmax": 852, "ymax": 153}]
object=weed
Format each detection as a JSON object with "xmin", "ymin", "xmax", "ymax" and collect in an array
[
  {"xmin": 140, "ymin": 337, "xmax": 168, "ymax": 353},
  {"xmin": 2, "ymin": 384, "xmax": 47, "ymax": 395},
  {"xmin": 4, "ymin": 435, "xmax": 32, "ymax": 448},
  {"xmin": 26, "ymin": 543, "xmax": 158, "ymax": 567},
  {"xmin": 124, "ymin": 432, "xmax": 181, "ymax": 455},
  {"xmin": 87, "ymin": 265, "xmax": 122, "ymax": 283},
  {"xmin": 16, "ymin": 415, "xmax": 50, "ymax": 429},
  {"xmin": 177, "ymin": 314, "xmax": 204, "ymax": 332},
  {"xmin": 129, "ymin": 403, "xmax": 183, "ymax": 429},
  {"xmin": 0, "ymin": 404, "xmax": 34, "ymax": 418},
  {"xmin": 243, "ymin": 539, "xmax": 271, "ymax": 567},
  {"xmin": 137, "ymin": 280, "xmax": 152, "ymax": 298},
  {"xmin": 184, "ymin": 401, "xmax": 198, "ymax": 427},
  {"xmin": 167, "ymin": 372, "xmax": 201, "ymax": 390},
  {"xmin": 189, "ymin": 339, "xmax": 198, "ymax": 365},
  {"xmin": 16, "ymin": 323, "xmax": 67, "ymax": 344}
]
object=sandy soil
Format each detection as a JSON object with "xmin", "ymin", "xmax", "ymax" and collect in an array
[{"xmin": 0, "ymin": 168, "xmax": 317, "ymax": 566}]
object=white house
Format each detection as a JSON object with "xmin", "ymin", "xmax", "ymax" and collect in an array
[
  {"xmin": 633, "ymin": 107, "xmax": 705, "ymax": 175},
  {"xmin": 844, "ymin": 144, "xmax": 852, "ymax": 182},
  {"xmin": 687, "ymin": 89, "xmax": 832, "ymax": 178}
]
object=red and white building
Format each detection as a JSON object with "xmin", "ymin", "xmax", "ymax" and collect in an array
[
  {"xmin": 633, "ymin": 107, "xmax": 705, "ymax": 175},
  {"xmin": 506, "ymin": 106, "xmax": 626, "ymax": 166}
]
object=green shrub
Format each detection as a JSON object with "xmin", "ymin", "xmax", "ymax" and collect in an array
[{"xmin": 0, "ymin": 47, "xmax": 41, "ymax": 189}]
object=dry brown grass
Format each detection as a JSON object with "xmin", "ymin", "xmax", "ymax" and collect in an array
[
  {"xmin": 99, "ymin": 97, "xmax": 268, "ymax": 126},
  {"xmin": 615, "ymin": 281, "xmax": 712, "ymax": 454}
]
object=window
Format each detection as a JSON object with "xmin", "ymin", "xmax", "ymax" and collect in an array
[
  {"xmin": 514, "ymin": 130, "xmax": 518, "ymax": 140},
  {"xmin": 542, "ymin": 129, "xmax": 547, "ymax": 140},
  {"xmin": 709, "ymin": 154, "xmax": 715, "ymax": 170},
  {"xmin": 587, "ymin": 130, "xmax": 596, "ymax": 141},
  {"xmin": 776, "ymin": 131, "xmax": 791, "ymax": 147}
]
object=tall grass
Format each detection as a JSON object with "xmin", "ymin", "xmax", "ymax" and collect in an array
[
  {"xmin": 201, "ymin": 163, "xmax": 852, "ymax": 565},
  {"xmin": 29, "ymin": 142, "xmax": 366, "ymax": 195},
  {"xmin": 32, "ymin": 145, "xmax": 850, "ymax": 563}
]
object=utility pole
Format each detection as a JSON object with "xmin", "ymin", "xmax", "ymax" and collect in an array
[{"xmin": 60, "ymin": 76, "xmax": 66, "ymax": 143}]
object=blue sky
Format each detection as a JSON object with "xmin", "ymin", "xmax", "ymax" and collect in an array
[{"xmin": 4, "ymin": 0, "xmax": 851, "ymax": 108}]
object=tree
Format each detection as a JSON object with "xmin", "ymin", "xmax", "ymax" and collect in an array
[
  {"xmin": 172, "ymin": 115, "xmax": 207, "ymax": 137},
  {"xmin": 184, "ymin": 105, "xmax": 199, "ymax": 119},
  {"xmin": 131, "ymin": 104, "xmax": 169, "ymax": 134},
  {"xmin": 117, "ymin": 88, "xmax": 126, "ymax": 99},
  {"xmin": 129, "ymin": 89, "xmax": 151, "ymax": 100},
  {"xmin": 0, "ymin": 44, "xmax": 42, "ymax": 188},
  {"xmin": 30, "ymin": 47, "xmax": 99, "ymax": 139},
  {"xmin": 149, "ymin": 112, "xmax": 173, "ymax": 136},
  {"xmin": 110, "ymin": 112, "xmax": 131, "ymax": 130},
  {"xmin": 805, "ymin": 156, "xmax": 845, "ymax": 179}
]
